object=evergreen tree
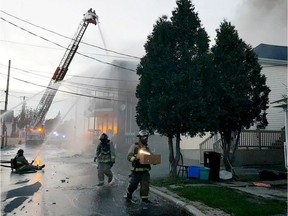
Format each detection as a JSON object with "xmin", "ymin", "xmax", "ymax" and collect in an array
[
  {"xmin": 211, "ymin": 20, "xmax": 270, "ymax": 172},
  {"xmin": 136, "ymin": 0, "xmax": 211, "ymax": 176}
]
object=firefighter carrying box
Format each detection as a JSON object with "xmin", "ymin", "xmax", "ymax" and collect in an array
[{"xmin": 137, "ymin": 148, "xmax": 161, "ymax": 164}]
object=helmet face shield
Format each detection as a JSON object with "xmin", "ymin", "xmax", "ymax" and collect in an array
[
  {"xmin": 137, "ymin": 130, "xmax": 149, "ymax": 145},
  {"xmin": 140, "ymin": 135, "xmax": 148, "ymax": 145}
]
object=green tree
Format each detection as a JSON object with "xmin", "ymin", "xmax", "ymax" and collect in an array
[
  {"xmin": 16, "ymin": 104, "xmax": 38, "ymax": 130},
  {"xmin": 17, "ymin": 97, "xmax": 28, "ymax": 130},
  {"xmin": 211, "ymin": 20, "xmax": 270, "ymax": 172},
  {"xmin": 136, "ymin": 0, "xmax": 211, "ymax": 176},
  {"xmin": 44, "ymin": 112, "xmax": 61, "ymax": 134}
]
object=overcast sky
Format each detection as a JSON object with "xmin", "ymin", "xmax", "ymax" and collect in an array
[{"xmin": 0, "ymin": 0, "xmax": 287, "ymax": 119}]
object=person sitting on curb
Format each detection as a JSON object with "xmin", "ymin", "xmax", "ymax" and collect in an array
[{"xmin": 13, "ymin": 149, "xmax": 45, "ymax": 172}]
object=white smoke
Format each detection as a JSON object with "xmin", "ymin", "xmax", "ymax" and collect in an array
[{"xmin": 234, "ymin": 0, "xmax": 287, "ymax": 47}]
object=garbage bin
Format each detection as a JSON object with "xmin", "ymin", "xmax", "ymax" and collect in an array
[{"xmin": 204, "ymin": 151, "xmax": 221, "ymax": 180}]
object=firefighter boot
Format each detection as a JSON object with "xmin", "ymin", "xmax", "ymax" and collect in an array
[
  {"xmin": 37, "ymin": 165, "xmax": 45, "ymax": 170},
  {"xmin": 108, "ymin": 176, "xmax": 113, "ymax": 184},
  {"xmin": 142, "ymin": 198, "xmax": 152, "ymax": 204},
  {"xmin": 97, "ymin": 182, "xmax": 104, "ymax": 186},
  {"xmin": 123, "ymin": 192, "xmax": 132, "ymax": 200}
]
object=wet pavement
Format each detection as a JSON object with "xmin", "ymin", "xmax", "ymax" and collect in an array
[
  {"xmin": 0, "ymin": 142, "xmax": 191, "ymax": 216},
  {"xmin": 1, "ymin": 142, "xmax": 287, "ymax": 216}
]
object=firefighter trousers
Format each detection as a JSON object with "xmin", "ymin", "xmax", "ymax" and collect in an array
[
  {"xmin": 127, "ymin": 171, "xmax": 150, "ymax": 199},
  {"xmin": 97, "ymin": 162, "xmax": 113, "ymax": 184}
]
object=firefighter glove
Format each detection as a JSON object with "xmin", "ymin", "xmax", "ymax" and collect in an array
[{"xmin": 110, "ymin": 161, "xmax": 115, "ymax": 167}]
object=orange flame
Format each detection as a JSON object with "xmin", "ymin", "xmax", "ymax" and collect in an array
[{"xmin": 36, "ymin": 159, "xmax": 41, "ymax": 166}]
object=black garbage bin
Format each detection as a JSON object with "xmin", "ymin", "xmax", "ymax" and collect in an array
[{"xmin": 204, "ymin": 151, "xmax": 221, "ymax": 180}]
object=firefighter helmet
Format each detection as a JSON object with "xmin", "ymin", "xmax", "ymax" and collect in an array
[
  {"xmin": 137, "ymin": 130, "xmax": 149, "ymax": 137},
  {"xmin": 99, "ymin": 133, "xmax": 108, "ymax": 141},
  {"xmin": 137, "ymin": 130, "xmax": 149, "ymax": 145},
  {"xmin": 17, "ymin": 149, "xmax": 24, "ymax": 155}
]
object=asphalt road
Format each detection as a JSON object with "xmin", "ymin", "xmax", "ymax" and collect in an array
[{"xmin": 1, "ymin": 141, "xmax": 191, "ymax": 216}]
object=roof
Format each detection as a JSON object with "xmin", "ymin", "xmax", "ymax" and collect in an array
[{"xmin": 254, "ymin": 43, "xmax": 287, "ymax": 61}]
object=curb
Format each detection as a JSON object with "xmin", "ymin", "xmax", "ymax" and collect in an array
[{"xmin": 150, "ymin": 186, "xmax": 205, "ymax": 216}]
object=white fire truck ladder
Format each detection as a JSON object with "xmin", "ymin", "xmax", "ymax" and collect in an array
[{"xmin": 30, "ymin": 9, "xmax": 98, "ymax": 128}]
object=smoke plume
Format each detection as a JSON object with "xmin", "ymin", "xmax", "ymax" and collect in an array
[{"xmin": 234, "ymin": 0, "xmax": 287, "ymax": 47}]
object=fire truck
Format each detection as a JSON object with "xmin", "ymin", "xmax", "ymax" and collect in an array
[{"xmin": 25, "ymin": 9, "xmax": 98, "ymax": 144}]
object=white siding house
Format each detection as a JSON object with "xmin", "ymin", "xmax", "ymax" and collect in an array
[
  {"xmin": 254, "ymin": 43, "xmax": 287, "ymax": 131},
  {"xmin": 181, "ymin": 43, "xmax": 287, "ymax": 150}
]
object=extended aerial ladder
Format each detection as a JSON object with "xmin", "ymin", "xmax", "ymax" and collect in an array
[{"xmin": 26, "ymin": 9, "xmax": 98, "ymax": 144}]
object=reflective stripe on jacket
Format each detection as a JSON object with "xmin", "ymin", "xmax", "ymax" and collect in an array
[
  {"xmin": 96, "ymin": 140, "xmax": 115, "ymax": 163},
  {"xmin": 127, "ymin": 143, "xmax": 151, "ymax": 171},
  {"xmin": 15, "ymin": 155, "xmax": 29, "ymax": 166},
  {"xmin": 130, "ymin": 167, "xmax": 150, "ymax": 172}
]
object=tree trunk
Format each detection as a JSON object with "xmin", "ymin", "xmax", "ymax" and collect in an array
[
  {"xmin": 170, "ymin": 132, "xmax": 181, "ymax": 177},
  {"xmin": 175, "ymin": 132, "xmax": 181, "ymax": 167},
  {"xmin": 167, "ymin": 135, "xmax": 175, "ymax": 175},
  {"xmin": 221, "ymin": 130, "xmax": 232, "ymax": 171},
  {"xmin": 222, "ymin": 129, "xmax": 241, "ymax": 178},
  {"xmin": 231, "ymin": 129, "xmax": 241, "ymax": 163}
]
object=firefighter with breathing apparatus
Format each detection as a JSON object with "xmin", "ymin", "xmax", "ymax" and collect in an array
[
  {"xmin": 124, "ymin": 130, "xmax": 152, "ymax": 203},
  {"xmin": 94, "ymin": 133, "xmax": 116, "ymax": 186}
]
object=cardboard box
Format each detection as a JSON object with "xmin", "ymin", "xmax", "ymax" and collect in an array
[{"xmin": 139, "ymin": 154, "xmax": 161, "ymax": 165}]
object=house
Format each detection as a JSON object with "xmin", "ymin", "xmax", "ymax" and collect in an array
[
  {"xmin": 84, "ymin": 60, "xmax": 140, "ymax": 152},
  {"xmin": 0, "ymin": 110, "xmax": 14, "ymax": 148},
  {"xmin": 253, "ymin": 43, "xmax": 287, "ymax": 131},
  {"xmin": 84, "ymin": 44, "xmax": 287, "ymax": 166},
  {"xmin": 185, "ymin": 44, "xmax": 287, "ymax": 166}
]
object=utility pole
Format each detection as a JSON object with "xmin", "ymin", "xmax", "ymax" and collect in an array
[{"xmin": 1, "ymin": 60, "xmax": 11, "ymax": 148}]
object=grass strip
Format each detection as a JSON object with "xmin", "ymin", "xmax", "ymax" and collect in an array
[{"xmin": 151, "ymin": 177, "xmax": 287, "ymax": 216}]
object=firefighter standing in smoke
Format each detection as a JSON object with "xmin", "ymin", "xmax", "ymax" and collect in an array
[
  {"xmin": 94, "ymin": 133, "xmax": 115, "ymax": 186},
  {"xmin": 124, "ymin": 130, "xmax": 152, "ymax": 203}
]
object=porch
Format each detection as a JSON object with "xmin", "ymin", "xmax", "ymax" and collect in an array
[{"xmin": 199, "ymin": 129, "xmax": 286, "ymax": 166}]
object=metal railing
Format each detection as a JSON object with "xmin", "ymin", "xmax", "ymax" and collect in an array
[
  {"xmin": 199, "ymin": 130, "xmax": 285, "ymax": 163},
  {"xmin": 238, "ymin": 130, "xmax": 285, "ymax": 149}
]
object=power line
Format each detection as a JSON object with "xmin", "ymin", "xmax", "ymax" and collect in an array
[
  {"xmin": 72, "ymin": 74, "xmax": 138, "ymax": 82},
  {"xmin": 0, "ymin": 65, "xmax": 52, "ymax": 81},
  {"xmin": 0, "ymin": 72, "xmax": 125, "ymax": 102},
  {"xmin": 0, "ymin": 39, "xmax": 60, "ymax": 50},
  {"xmin": 0, "ymin": 63, "xmax": 138, "ymax": 82},
  {"xmin": 0, "ymin": 39, "xmax": 140, "ymax": 60},
  {"xmin": 0, "ymin": 9, "xmax": 141, "ymax": 59},
  {"xmin": 0, "ymin": 16, "xmax": 137, "ymax": 72},
  {"xmin": 0, "ymin": 77, "xmax": 135, "ymax": 104},
  {"xmin": 61, "ymin": 80, "xmax": 136, "ymax": 96},
  {"xmin": 0, "ymin": 65, "xmax": 138, "ymax": 95},
  {"xmin": 13, "ymin": 76, "xmax": 124, "ymax": 102}
]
